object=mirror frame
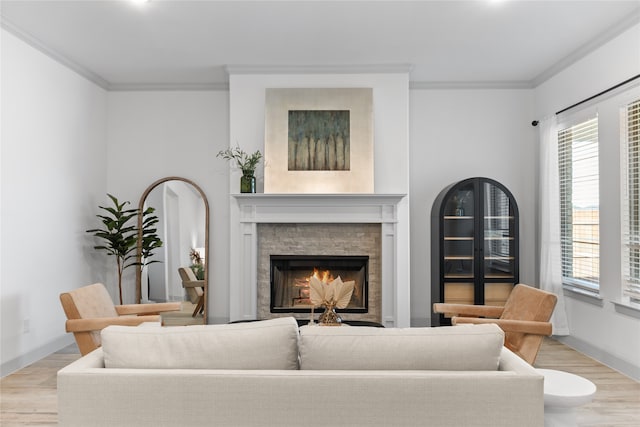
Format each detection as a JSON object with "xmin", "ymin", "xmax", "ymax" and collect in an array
[{"xmin": 135, "ymin": 176, "xmax": 209, "ymax": 323}]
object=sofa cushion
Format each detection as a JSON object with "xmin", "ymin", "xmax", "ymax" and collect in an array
[
  {"xmin": 102, "ymin": 317, "xmax": 299, "ymax": 370},
  {"xmin": 299, "ymin": 323, "xmax": 504, "ymax": 371}
]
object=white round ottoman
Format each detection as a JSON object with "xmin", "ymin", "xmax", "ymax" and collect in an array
[{"xmin": 537, "ymin": 369, "xmax": 597, "ymax": 427}]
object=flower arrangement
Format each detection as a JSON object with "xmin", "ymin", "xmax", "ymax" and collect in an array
[
  {"xmin": 309, "ymin": 274, "xmax": 355, "ymax": 325},
  {"xmin": 216, "ymin": 144, "xmax": 263, "ymax": 176}
]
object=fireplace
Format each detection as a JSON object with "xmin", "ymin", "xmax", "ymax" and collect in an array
[
  {"xmin": 270, "ymin": 255, "xmax": 369, "ymax": 313},
  {"xmin": 256, "ymin": 223, "xmax": 382, "ymax": 323},
  {"xmin": 230, "ymin": 193, "xmax": 409, "ymax": 327}
]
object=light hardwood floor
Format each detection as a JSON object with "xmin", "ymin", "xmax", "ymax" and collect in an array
[{"xmin": 1, "ymin": 338, "xmax": 639, "ymax": 426}]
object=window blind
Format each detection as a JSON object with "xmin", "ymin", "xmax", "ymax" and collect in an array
[
  {"xmin": 622, "ymin": 99, "xmax": 640, "ymax": 301},
  {"xmin": 558, "ymin": 117, "xmax": 600, "ymax": 291}
]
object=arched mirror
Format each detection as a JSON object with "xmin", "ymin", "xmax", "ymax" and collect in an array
[{"xmin": 135, "ymin": 177, "xmax": 209, "ymax": 325}]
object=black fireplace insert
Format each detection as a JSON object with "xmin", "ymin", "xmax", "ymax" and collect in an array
[{"xmin": 270, "ymin": 255, "xmax": 368, "ymax": 313}]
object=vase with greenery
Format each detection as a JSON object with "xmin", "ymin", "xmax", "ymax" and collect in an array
[
  {"xmin": 87, "ymin": 194, "xmax": 162, "ymax": 305},
  {"xmin": 217, "ymin": 145, "xmax": 262, "ymax": 193}
]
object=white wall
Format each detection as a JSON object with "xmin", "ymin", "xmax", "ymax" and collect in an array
[
  {"xmin": 106, "ymin": 91, "xmax": 230, "ymax": 322},
  {"xmin": 1, "ymin": 29, "xmax": 108, "ymax": 375},
  {"xmin": 409, "ymin": 88, "xmax": 537, "ymax": 325},
  {"xmin": 534, "ymin": 23, "xmax": 640, "ymax": 380}
]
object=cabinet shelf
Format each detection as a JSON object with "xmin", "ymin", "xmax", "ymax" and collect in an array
[
  {"xmin": 444, "ymin": 237, "xmax": 474, "ymax": 241},
  {"xmin": 444, "ymin": 216, "xmax": 474, "ymax": 220},
  {"xmin": 444, "ymin": 256, "xmax": 474, "ymax": 260}
]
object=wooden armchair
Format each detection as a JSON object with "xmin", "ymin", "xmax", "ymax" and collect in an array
[
  {"xmin": 178, "ymin": 267, "xmax": 205, "ymax": 317},
  {"xmin": 60, "ymin": 283, "xmax": 181, "ymax": 355},
  {"xmin": 433, "ymin": 284, "xmax": 557, "ymax": 364}
]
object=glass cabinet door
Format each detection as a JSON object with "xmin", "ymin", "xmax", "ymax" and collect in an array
[
  {"xmin": 443, "ymin": 183, "xmax": 474, "ymax": 280},
  {"xmin": 442, "ymin": 183, "xmax": 475, "ymax": 306},
  {"xmin": 483, "ymin": 182, "xmax": 516, "ymax": 306}
]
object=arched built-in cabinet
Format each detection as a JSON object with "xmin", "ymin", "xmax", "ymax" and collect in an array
[{"xmin": 431, "ymin": 177, "xmax": 519, "ymax": 326}]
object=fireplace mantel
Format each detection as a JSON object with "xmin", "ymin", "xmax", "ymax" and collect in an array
[
  {"xmin": 233, "ymin": 193, "xmax": 405, "ymax": 224},
  {"xmin": 229, "ymin": 193, "xmax": 409, "ymax": 327}
]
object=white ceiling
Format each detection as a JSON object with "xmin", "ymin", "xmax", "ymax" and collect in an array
[{"xmin": 1, "ymin": 0, "xmax": 639, "ymax": 90}]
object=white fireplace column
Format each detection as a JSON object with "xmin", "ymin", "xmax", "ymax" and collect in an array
[{"xmin": 229, "ymin": 193, "xmax": 409, "ymax": 327}]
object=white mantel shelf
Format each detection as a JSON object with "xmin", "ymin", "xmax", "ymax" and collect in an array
[
  {"xmin": 232, "ymin": 193, "xmax": 406, "ymax": 224},
  {"xmin": 229, "ymin": 192, "xmax": 410, "ymax": 327}
]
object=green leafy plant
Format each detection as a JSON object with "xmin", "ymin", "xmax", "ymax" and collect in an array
[
  {"xmin": 87, "ymin": 194, "xmax": 162, "ymax": 304},
  {"xmin": 217, "ymin": 144, "xmax": 263, "ymax": 176},
  {"xmin": 139, "ymin": 206, "xmax": 163, "ymax": 268}
]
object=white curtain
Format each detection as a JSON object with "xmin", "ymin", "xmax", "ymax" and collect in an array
[{"xmin": 539, "ymin": 116, "xmax": 570, "ymax": 336}]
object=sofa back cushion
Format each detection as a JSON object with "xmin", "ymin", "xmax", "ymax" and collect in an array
[
  {"xmin": 102, "ymin": 317, "xmax": 299, "ymax": 370},
  {"xmin": 299, "ymin": 323, "xmax": 504, "ymax": 371}
]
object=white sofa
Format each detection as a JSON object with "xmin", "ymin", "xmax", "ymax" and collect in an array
[{"xmin": 58, "ymin": 317, "xmax": 544, "ymax": 427}]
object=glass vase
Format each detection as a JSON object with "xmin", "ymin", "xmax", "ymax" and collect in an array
[
  {"xmin": 240, "ymin": 173, "xmax": 256, "ymax": 193},
  {"xmin": 318, "ymin": 302, "xmax": 342, "ymax": 326}
]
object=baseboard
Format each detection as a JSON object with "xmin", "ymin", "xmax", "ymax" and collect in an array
[
  {"xmin": 207, "ymin": 316, "xmax": 231, "ymax": 325},
  {"xmin": 0, "ymin": 334, "xmax": 75, "ymax": 378},
  {"xmin": 555, "ymin": 335, "xmax": 640, "ymax": 382},
  {"xmin": 410, "ymin": 317, "xmax": 431, "ymax": 327}
]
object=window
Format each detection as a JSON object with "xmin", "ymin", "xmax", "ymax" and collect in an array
[
  {"xmin": 622, "ymin": 98, "xmax": 640, "ymax": 302},
  {"xmin": 558, "ymin": 117, "xmax": 600, "ymax": 292}
]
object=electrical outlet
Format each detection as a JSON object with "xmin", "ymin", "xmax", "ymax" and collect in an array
[{"xmin": 23, "ymin": 318, "xmax": 30, "ymax": 334}]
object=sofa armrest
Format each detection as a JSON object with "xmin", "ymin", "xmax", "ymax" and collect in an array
[
  {"xmin": 452, "ymin": 317, "xmax": 553, "ymax": 336},
  {"xmin": 65, "ymin": 315, "xmax": 160, "ymax": 332},
  {"xmin": 498, "ymin": 347, "xmax": 541, "ymax": 375},
  {"xmin": 115, "ymin": 302, "xmax": 181, "ymax": 315},
  {"xmin": 433, "ymin": 303, "xmax": 504, "ymax": 318},
  {"xmin": 58, "ymin": 347, "xmax": 105, "ymax": 371}
]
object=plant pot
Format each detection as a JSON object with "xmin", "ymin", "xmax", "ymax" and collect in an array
[{"xmin": 240, "ymin": 174, "xmax": 256, "ymax": 193}]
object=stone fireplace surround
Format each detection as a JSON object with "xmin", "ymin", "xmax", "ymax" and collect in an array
[
  {"xmin": 257, "ymin": 223, "xmax": 381, "ymax": 323},
  {"xmin": 229, "ymin": 194, "xmax": 407, "ymax": 327}
]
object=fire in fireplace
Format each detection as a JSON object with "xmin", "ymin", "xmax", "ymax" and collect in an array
[{"xmin": 270, "ymin": 255, "xmax": 368, "ymax": 313}]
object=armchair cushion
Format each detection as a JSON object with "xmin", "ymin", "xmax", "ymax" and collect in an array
[{"xmin": 102, "ymin": 317, "xmax": 300, "ymax": 370}]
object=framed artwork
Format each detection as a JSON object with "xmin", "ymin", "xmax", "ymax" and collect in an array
[{"xmin": 264, "ymin": 88, "xmax": 373, "ymax": 193}]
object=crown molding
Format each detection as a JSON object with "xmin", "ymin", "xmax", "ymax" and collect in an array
[
  {"xmin": 225, "ymin": 64, "xmax": 413, "ymax": 76},
  {"xmin": 1, "ymin": 17, "xmax": 110, "ymax": 90},
  {"xmin": 410, "ymin": 80, "xmax": 533, "ymax": 90},
  {"xmin": 532, "ymin": 8, "xmax": 640, "ymax": 87},
  {"xmin": 108, "ymin": 82, "xmax": 229, "ymax": 91}
]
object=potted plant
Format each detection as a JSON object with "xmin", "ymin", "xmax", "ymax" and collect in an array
[
  {"xmin": 87, "ymin": 194, "xmax": 162, "ymax": 304},
  {"xmin": 189, "ymin": 248, "xmax": 205, "ymax": 280},
  {"xmin": 217, "ymin": 144, "xmax": 262, "ymax": 193}
]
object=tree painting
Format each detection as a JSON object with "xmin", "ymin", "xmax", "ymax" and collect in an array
[{"xmin": 288, "ymin": 110, "xmax": 350, "ymax": 171}]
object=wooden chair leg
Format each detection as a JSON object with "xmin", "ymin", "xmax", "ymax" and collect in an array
[{"xmin": 192, "ymin": 296, "xmax": 204, "ymax": 317}]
